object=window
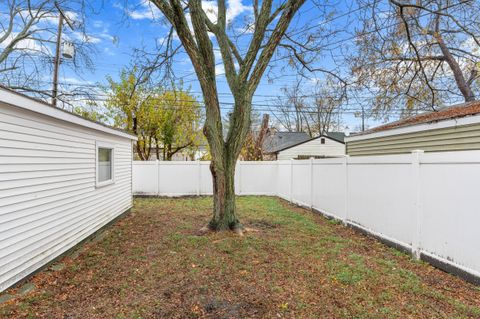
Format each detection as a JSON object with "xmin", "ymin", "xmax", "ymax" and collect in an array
[
  {"xmin": 321, "ymin": 138, "xmax": 326, "ymax": 144},
  {"xmin": 96, "ymin": 142, "xmax": 114, "ymax": 187}
]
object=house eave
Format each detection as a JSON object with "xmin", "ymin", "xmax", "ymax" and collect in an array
[
  {"xmin": 0, "ymin": 86, "xmax": 138, "ymax": 140},
  {"xmin": 345, "ymin": 113, "xmax": 480, "ymax": 143}
]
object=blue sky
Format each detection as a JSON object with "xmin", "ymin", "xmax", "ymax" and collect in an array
[{"xmin": 46, "ymin": 0, "xmax": 381, "ymax": 132}]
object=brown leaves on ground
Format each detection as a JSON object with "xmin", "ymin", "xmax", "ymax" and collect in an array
[{"xmin": 1, "ymin": 196, "xmax": 479, "ymax": 318}]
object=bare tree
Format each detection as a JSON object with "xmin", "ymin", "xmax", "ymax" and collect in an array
[
  {"xmin": 309, "ymin": 83, "xmax": 343, "ymax": 135},
  {"xmin": 0, "ymin": 0, "xmax": 96, "ymax": 103},
  {"xmin": 271, "ymin": 80, "xmax": 308, "ymax": 133},
  {"xmin": 272, "ymin": 78, "xmax": 343, "ymax": 136},
  {"xmin": 352, "ymin": 0, "xmax": 480, "ymax": 117},
  {"xmin": 147, "ymin": 0, "xmax": 309, "ymax": 232}
]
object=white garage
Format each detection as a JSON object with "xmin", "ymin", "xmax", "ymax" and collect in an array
[{"xmin": 0, "ymin": 87, "xmax": 137, "ymax": 292}]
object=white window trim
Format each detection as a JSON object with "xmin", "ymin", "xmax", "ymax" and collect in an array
[{"xmin": 96, "ymin": 141, "xmax": 115, "ymax": 188}]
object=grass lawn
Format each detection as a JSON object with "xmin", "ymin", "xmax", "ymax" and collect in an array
[{"xmin": 1, "ymin": 197, "xmax": 479, "ymax": 318}]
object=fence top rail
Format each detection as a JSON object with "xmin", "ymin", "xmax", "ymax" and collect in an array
[
  {"xmin": 420, "ymin": 150, "xmax": 480, "ymax": 164},
  {"xmin": 133, "ymin": 150, "xmax": 480, "ymax": 166},
  {"xmin": 347, "ymin": 154, "xmax": 411, "ymax": 165},
  {"xmin": 133, "ymin": 160, "xmax": 280, "ymax": 165}
]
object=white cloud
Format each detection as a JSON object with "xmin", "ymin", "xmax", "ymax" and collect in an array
[
  {"xmin": 124, "ymin": 0, "xmax": 251, "ymax": 23},
  {"xmin": 68, "ymin": 31, "xmax": 102, "ymax": 44},
  {"xmin": 103, "ymin": 47, "xmax": 115, "ymax": 56},
  {"xmin": 0, "ymin": 31, "xmax": 51, "ymax": 55},
  {"xmin": 200, "ymin": 0, "xmax": 252, "ymax": 24},
  {"xmin": 122, "ymin": 1, "xmax": 161, "ymax": 20},
  {"xmin": 62, "ymin": 77, "xmax": 93, "ymax": 85},
  {"xmin": 226, "ymin": 0, "xmax": 252, "ymax": 23}
]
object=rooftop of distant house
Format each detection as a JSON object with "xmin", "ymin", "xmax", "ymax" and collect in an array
[
  {"xmin": 354, "ymin": 100, "xmax": 480, "ymax": 136},
  {"xmin": 263, "ymin": 130, "xmax": 346, "ymax": 153}
]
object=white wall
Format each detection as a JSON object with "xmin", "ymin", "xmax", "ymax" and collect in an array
[
  {"xmin": 133, "ymin": 151, "xmax": 480, "ymax": 281},
  {"xmin": 0, "ymin": 103, "xmax": 133, "ymax": 292},
  {"xmin": 277, "ymin": 137, "xmax": 345, "ymax": 160}
]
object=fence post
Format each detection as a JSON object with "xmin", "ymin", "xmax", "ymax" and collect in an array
[
  {"xmin": 343, "ymin": 155, "xmax": 349, "ymax": 225},
  {"xmin": 196, "ymin": 160, "xmax": 201, "ymax": 196},
  {"xmin": 238, "ymin": 161, "xmax": 242, "ymax": 195},
  {"xmin": 411, "ymin": 150, "xmax": 424, "ymax": 260},
  {"xmin": 156, "ymin": 160, "xmax": 160, "ymax": 196},
  {"xmin": 309, "ymin": 157, "xmax": 314, "ymax": 210},
  {"xmin": 276, "ymin": 160, "xmax": 280, "ymax": 197},
  {"xmin": 289, "ymin": 159, "xmax": 294, "ymax": 203}
]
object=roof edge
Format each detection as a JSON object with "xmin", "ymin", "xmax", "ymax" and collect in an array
[
  {"xmin": 0, "ymin": 86, "xmax": 137, "ymax": 140},
  {"xmin": 345, "ymin": 112, "xmax": 480, "ymax": 142},
  {"xmin": 273, "ymin": 134, "xmax": 345, "ymax": 154}
]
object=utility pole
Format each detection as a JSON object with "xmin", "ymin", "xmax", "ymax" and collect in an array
[
  {"xmin": 361, "ymin": 104, "xmax": 365, "ymax": 132},
  {"xmin": 52, "ymin": 2, "xmax": 74, "ymax": 107}
]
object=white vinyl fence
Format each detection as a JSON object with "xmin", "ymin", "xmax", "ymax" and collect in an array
[
  {"xmin": 133, "ymin": 151, "xmax": 480, "ymax": 283},
  {"xmin": 133, "ymin": 161, "xmax": 278, "ymax": 196}
]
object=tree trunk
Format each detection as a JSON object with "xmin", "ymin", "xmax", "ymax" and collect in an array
[
  {"xmin": 155, "ymin": 138, "xmax": 160, "ymax": 160},
  {"xmin": 204, "ymin": 94, "xmax": 251, "ymax": 231},
  {"xmin": 208, "ymin": 155, "xmax": 240, "ymax": 231},
  {"xmin": 166, "ymin": 144, "xmax": 173, "ymax": 161}
]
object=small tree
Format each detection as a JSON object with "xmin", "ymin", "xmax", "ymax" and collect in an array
[
  {"xmin": 149, "ymin": 0, "xmax": 307, "ymax": 232},
  {"xmin": 154, "ymin": 89, "xmax": 203, "ymax": 160},
  {"xmin": 104, "ymin": 67, "xmax": 204, "ymax": 161},
  {"xmin": 104, "ymin": 67, "xmax": 159, "ymax": 160}
]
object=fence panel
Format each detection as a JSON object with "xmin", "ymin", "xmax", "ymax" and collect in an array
[
  {"xmin": 158, "ymin": 162, "xmax": 198, "ymax": 196},
  {"xmin": 238, "ymin": 162, "xmax": 278, "ymax": 195},
  {"xmin": 420, "ymin": 151, "xmax": 480, "ymax": 276},
  {"xmin": 291, "ymin": 161, "xmax": 311, "ymax": 207},
  {"xmin": 199, "ymin": 162, "xmax": 213, "ymax": 195},
  {"xmin": 312, "ymin": 158, "xmax": 346, "ymax": 220},
  {"xmin": 276, "ymin": 161, "xmax": 291, "ymax": 200},
  {"xmin": 347, "ymin": 154, "xmax": 414, "ymax": 248},
  {"xmin": 132, "ymin": 161, "xmax": 157, "ymax": 195}
]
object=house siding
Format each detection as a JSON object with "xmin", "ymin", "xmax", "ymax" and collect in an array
[
  {"xmin": 277, "ymin": 137, "xmax": 345, "ymax": 160},
  {"xmin": 347, "ymin": 123, "xmax": 480, "ymax": 156},
  {"xmin": 0, "ymin": 103, "xmax": 133, "ymax": 292}
]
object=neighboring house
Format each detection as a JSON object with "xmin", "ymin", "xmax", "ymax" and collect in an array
[
  {"xmin": 346, "ymin": 101, "xmax": 480, "ymax": 156},
  {"xmin": 0, "ymin": 87, "xmax": 137, "ymax": 292},
  {"xmin": 263, "ymin": 131, "xmax": 346, "ymax": 160}
]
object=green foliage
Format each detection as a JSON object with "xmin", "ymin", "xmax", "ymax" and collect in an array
[
  {"xmin": 72, "ymin": 104, "xmax": 108, "ymax": 123},
  {"xmin": 154, "ymin": 89, "xmax": 204, "ymax": 160},
  {"xmin": 103, "ymin": 67, "xmax": 204, "ymax": 160}
]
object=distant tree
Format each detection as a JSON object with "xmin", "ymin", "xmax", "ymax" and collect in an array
[
  {"xmin": 72, "ymin": 103, "xmax": 108, "ymax": 123},
  {"xmin": 0, "ymin": 0, "xmax": 96, "ymax": 102},
  {"xmin": 272, "ymin": 78, "xmax": 342, "ymax": 136},
  {"xmin": 352, "ymin": 0, "xmax": 480, "ymax": 117},
  {"xmin": 273, "ymin": 81, "xmax": 307, "ymax": 133},
  {"xmin": 104, "ymin": 67, "xmax": 203, "ymax": 161},
  {"xmin": 241, "ymin": 114, "xmax": 269, "ymax": 161},
  {"xmin": 104, "ymin": 67, "xmax": 159, "ymax": 160},
  {"xmin": 153, "ymin": 89, "xmax": 203, "ymax": 160}
]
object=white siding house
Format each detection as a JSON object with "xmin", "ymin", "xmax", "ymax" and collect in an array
[
  {"xmin": 0, "ymin": 88, "xmax": 137, "ymax": 292},
  {"xmin": 276, "ymin": 135, "xmax": 346, "ymax": 160}
]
